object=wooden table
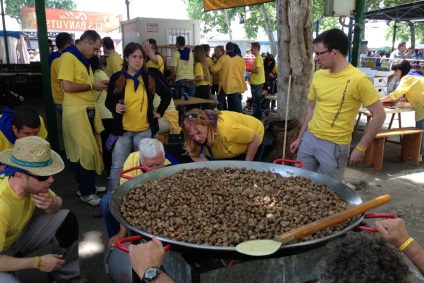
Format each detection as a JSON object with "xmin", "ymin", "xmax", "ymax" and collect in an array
[
  {"xmin": 354, "ymin": 105, "xmax": 415, "ymax": 136},
  {"xmin": 173, "ymin": 96, "xmax": 214, "ymax": 106}
]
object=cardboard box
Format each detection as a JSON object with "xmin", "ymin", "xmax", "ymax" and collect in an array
[
  {"xmin": 375, "ymin": 86, "xmax": 387, "ymax": 97},
  {"xmin": 373, "ymin": 77, "xmax": 388, "ymax": 87}
]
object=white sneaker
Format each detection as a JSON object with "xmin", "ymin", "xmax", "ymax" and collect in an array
[
  {"xmin": 80, "ymin": 194, "xmax": 101, "ymax": 206},
  {"xmin": 76, "ymin": 186, "xmax": 107, "ymax": 196}
]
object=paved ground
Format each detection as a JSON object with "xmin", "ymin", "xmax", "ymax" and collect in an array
[{"xmin": 11, "ymin": 94, "xmax": 424, "ymax": 282}]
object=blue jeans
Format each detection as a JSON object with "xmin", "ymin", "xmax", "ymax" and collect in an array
[
  {"xmin": 176, "ymin": 79, "xmax": 195, "ymax": 97},
  {"xmin": 75, "ymin": 161, "xmax": 96, "ymax": 196},
  {"xmin": 217, "ymin": 89, "xmax": 228, "ymax": 111},
  {"xmin": 227, "ymin": 93, "xmax": 243, "ymax": 113},
  {"xmin": 108, "ymin": 129, "xmax": 152, "ymax": 192},
  {"xmin": 250, "ymin": 84, "xmax": 263, "ymax": 120},
  {"xmin": 100, "ymin": 193, "xmax": 120, "ymax": 238},
  {"xmin": 416, "ymin": 119, "xmax": 424, "ymax": 155}
]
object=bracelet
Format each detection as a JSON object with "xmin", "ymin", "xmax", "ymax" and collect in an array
[
  {"xmin": 399, "ymin": 237, "xmax": 414, "ymax": 252},
  {"xmin": 356, "ymin": 146, "xmax": 367, "ymax": 152},
  {"xmin": 35, "ymin": 256, "xmax": 41, "ymax": 269},
  {"xmin": 89, "ymin": 83, "xmax": 93, "ymax": 91}
]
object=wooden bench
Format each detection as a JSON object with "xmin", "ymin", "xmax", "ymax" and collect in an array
[{"xmin": 363, "ymin": 127, "xmax": 424, "ymax": 172}]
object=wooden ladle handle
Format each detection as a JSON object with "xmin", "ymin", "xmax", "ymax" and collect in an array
[{"xmin": 275, "ymin": 194, "xmax": 391, "ymax": 244}]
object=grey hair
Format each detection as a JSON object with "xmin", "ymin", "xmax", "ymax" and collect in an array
[{"xmin": 139, "ymin": 138, "xmax": 165, "ymax": 162}]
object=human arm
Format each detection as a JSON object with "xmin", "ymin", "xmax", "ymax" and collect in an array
[
  {"xmin": 290, "ymin": 101, "xmax": 315, "ymax": 153},
  {"xmin": 31, "ymin": 190, "xmax": 62, "ymax": 214},
  {"xmin": 142, "ymin": 40, "xmax": 158, "ymax": 64},
  {"xmin": 376, "ymin": 218, "xmax": 424, "ymax": 275},
  {"xmin": 349, "ymin": 100, "xmax": 385, "ymax": 165},
  {"xmin": 105, "ymin": 73, "xmax": 124, "ymax": 114},
  {"xmin": 109, "ymin": 225, "xmax": 127, "ymax": 248},
  {"xmin": 191, "ymin": 155, "xmax": 209, "ymax": 162},
  {"xmin": 61, "ymin": 80, "xmax": 107, "ymax": 93},
  {"xmin": 129, "ymin": 237, "xmax": 175, "ymax": 283},
  {"xmin": 245, "ymin": 132, "xmax": 260, "ymax": 161},
  {"xmin": 248, "ymin": 66, "xmax": 261, "ymax": 74},
  {"xmin": 0, "ymin": 254, "xmax": 64, "ymax": 272},
  {"xmin": 150, "ymin": 68, "xmax": 172, "ymax": 117},
  {"xmin": 210, "ymin": 55, "xmax": 224, "ymax": 74},
  {"xmin": 194, "ymin": 62, "xmax": 204, "ymax": 82}
]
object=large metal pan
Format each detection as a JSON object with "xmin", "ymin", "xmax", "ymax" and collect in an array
[{"xmin": 110, "ymin": 161, "xmax": 363, "ymax": 259}]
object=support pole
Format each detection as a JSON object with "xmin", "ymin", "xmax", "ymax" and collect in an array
[
  {"xmin": 125, "ymin": 0, "xmax": 130, "ymax": 20},
  {"xmin": 35, "ymin": 0, "xmax": 59, "ymax": 152},
  {"xmin": 0, "ymin": 0, "xmax": 10, "ymax": 64}
]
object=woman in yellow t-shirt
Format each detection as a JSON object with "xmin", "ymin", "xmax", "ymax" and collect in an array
[
  {"xmin": 181, "ymin": 108, "xmax": 265, "ymax": 161},
  {"xmin": 105, "ymin": 42, "xmax": 172, "ymax": 191},
  {"xmin": 381, "ymin": 59, "xmax": 424, "ymax": 160},
  {"xmin": 193, "ymin": 45, "xmax": 211, "ymax": 101}
]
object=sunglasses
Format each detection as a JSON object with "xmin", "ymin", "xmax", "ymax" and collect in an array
[
  {"xmin": 24, "ymin": 172, "xmax": 51, "ymax": 182},
  {"xmin": 182, "ymin": 113, "xmax": 200, "ymax": 121}
]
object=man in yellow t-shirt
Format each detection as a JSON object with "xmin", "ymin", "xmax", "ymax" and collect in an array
[
  {"xmin": 210, "ymin": 42, "xmax": 247, "ymax": 113},
  {"xmin": 0, "ymin": 136, "xmax": 85, "ymax": 282},
  {"xmin": 248, "ymin": 42, "xmax": 265, "ymax": 120},
  {"xmin": 170, "ymin": 36, "xmax": 195, "ymax": 97},
  {"xmin": 103, "ymin": 37, "xmax": 122, "ymax": 78},
  {"xmin": 58, "ymin": 30, "xmax": 108, "ymax": 207},
  {"xmin": 0, "ymin": 107, "xmax": 48, "ymax": 172},
  {"xmin": 49, "ymin": 32, "xmax": 74, "ymax": 114},
  {"xmin": 290, "ymin": 29, "xmax": 386, "ymax": 181},
  {"xmin": 144, "ymin": 38, "xmax": 165, "ymax": 74}
]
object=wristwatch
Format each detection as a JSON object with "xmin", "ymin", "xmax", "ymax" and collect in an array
[{"xmin": 141, "ymin": 267, "xmax": 162, "ymax": 282}]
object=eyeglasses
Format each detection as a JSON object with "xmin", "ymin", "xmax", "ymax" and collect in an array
[
  {"xmin": 314, "ymin": 50, "xmax": 332, "ymax": 57},
  {"xmin": 24, "ymin": 172, "xmax": 51, "ymax": 182}
]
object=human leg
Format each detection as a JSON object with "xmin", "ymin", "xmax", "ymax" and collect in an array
[
  {"xmin": 251, "ymin": 84, "xmax": 263, "ymax": 120},
  {"xmin": 100, "ymin": 193, "xmax": 120, "ymax": 238},
  {"xmin": 157, "ymin": 118, "xmax": 171, "ymax": 135},
  {"xmin": 75, "ymin": 162, "xmax": 96, "ymax": 197},
  {"xmin": 101, "ymin": 119, "xmax": 113, "ymax": 177},
  {"xmin": 108, "ymin": 132, "xmax": 133, "ymax": 192},
  {"xmin": 296, "ymin": 130, "xmax": 320, "ymax": 173},
  {"xmin": 227, "ymin": 93, "xmax": 243, "ymax": 113},
  {"xmin": 217, "ymin": 89, "xmax": 227, "ymax": 111},
  {"xmin": 416, "ymin": 119, "xmax": 424, "ymax": 156},
  {"xmin": 10, "ymin": 210, "xmax": 80, "ymax": 281},
  {"xmin": 314, "ymin": 140, "xmax": 350, "ymax": 181},
  {"xmin": 132, "ymin": 129, "xmax": 152, "ymax": 152}
]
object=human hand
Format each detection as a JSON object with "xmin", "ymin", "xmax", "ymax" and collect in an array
[
  {"xmin": 39, "ymin": 254, "xmax": 65, "ymax": 272},
  {"xmin": 375, "ymin": 218, "xmax": 410, "ymax": 248},
  {"xmin": 289, "ymin": 138, "xmax": 301, "ymax": 154},
  {"xmin": 32, "ymin": 191, "xmax": 55, "ymax": 210},
  {"xmin": 116, "ymin": 101, "xmax": 126, "ymax": 114},
  {"xmin": 129, "ymin": 237, "xmax": 165, "ymax": 278},
  {"xmin": 348, "ymin": 148, "xmax": 365, "ymax": 165},
  {"xmin": 93, "ymin": 82, "xmax": 108, "ymax": 91},
  {"xmin": 153, "ymin": 111, "xmax": 161, "ymax": 118},
  {"xmin": 108, "ymin": 229, "xmax": 127, "ymax": 248}
]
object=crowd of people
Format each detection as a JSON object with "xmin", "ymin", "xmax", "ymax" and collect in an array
[{"xmin": 0, "ymin": 27, "xmax": 423, "ymax": 282}]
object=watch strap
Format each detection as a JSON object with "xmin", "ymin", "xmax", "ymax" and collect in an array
[{"xmin": 141, "ymin": 267, "xmax": 163, "ymax": 282}]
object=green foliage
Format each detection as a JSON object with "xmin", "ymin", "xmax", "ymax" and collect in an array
[
  {"xmin": 5, "ymin": 0, "xmax": 77, "ymax": 23},
  {"xmin": 182, "ymin": 0, "xmax": 276, "ymax": 39},
  {"xmin": 385, "ymin": 22, "xmax": 424, "ymax": 44}
]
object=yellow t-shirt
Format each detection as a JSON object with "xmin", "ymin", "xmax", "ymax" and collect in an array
[
  {"xmin": 119, "ymin": 152, "xmax": 171, "ymax": 184},
  {"xmin": 94, "ymin": 70, "xmax": 112, "ymax": 120},
  {"xmin": 122, "ymin": 79, "xmax": 149, "ymax": 132},
  {"xmin": 189, "ymin": 111, "xmax": 264, "ymax": 159},
  {"xmin": 105, "ymin": 51, "xmax": 122, "ymax": 78},
  {"xmin": 0, "ymin": 116, "xmax": 48, "ymax": 153},
  {"xmin": 50, "ymin": 56, "xmax": 63, "ymax": 104},
  {"xmin": 153, "ymin": 94, "xmax": 180, "ymax": 134},
  {"xmin": 146, "ymin": 54, "xmax": 164, "ymax": 74},
  {"xmin": 58, "ymin": 52, "xmax": 104, "ymax": 173},
  {"xmin": 211, "ymin": 54, "xmax": 247, "ymax": 95},
  {"xmin": 194, "ymin": 62, "xmax": 209, "ymax": 87},
  {"xmin": 250, "ymin": 55, "xmax": 265, "ymax": 85},
  {"xmin": 308, "ymin": 64, "xmax": 381, "ymax": 145},
  {"xmin": 0, "ymin": 177, "xmax": 57, "ymax": 252},
  {"xmin": 206, "ymin": 57, "xmax": 213, "ymax": 85},
  {"xmin": 171, "ymin": 49, "xmax": 194, "ymax": 81},
  {"xmin": 389, "ymin": 75, "xmax": 424, "ymax": 121}
]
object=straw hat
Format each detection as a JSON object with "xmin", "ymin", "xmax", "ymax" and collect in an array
[{"xmin": 0, "ymin": 136, "xmax": 64, "ymax": 176}]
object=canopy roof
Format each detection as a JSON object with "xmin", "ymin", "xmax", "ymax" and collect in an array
[{"xmin": 365, "ymin": 0, "xmax": 424, "ymax": 22}]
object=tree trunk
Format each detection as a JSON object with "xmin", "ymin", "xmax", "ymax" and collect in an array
[
  {"xmin": 225, "ymin": 9, "xmax": 233, "ymax": 40},
  {"xmin": 260, "ymin": 4, "xmax": 276, "ymax": 55},
  {"xmin": 276, "ymin": 0, "xmax": 313, "ymax": 122},
  {"xmin": 409, "ymin": 21, "xmax": 415, "ymax": 49}
]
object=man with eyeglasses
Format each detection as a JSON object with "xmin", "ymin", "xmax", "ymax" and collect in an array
[
  {"xmin": 0, "ymin": 136, "xmax": 88, "ymax": 283},
  {"xmin": 290, "ymin": 29, "xmax": 386, "ymax": 181}
]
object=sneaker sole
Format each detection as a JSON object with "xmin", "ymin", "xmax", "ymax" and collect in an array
[{"xmin": 76, "ymin": 187, "xmax": 107, "ymax": 196}]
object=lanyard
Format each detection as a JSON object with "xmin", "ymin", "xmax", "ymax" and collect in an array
[{"xmin": 199, "ymin": 143, "xmax": 215, "ymax": 161}]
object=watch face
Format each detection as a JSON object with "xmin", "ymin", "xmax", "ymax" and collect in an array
[{"xmin": 145, "ymin": 267, "xmax": 159, "ymax": 280}]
